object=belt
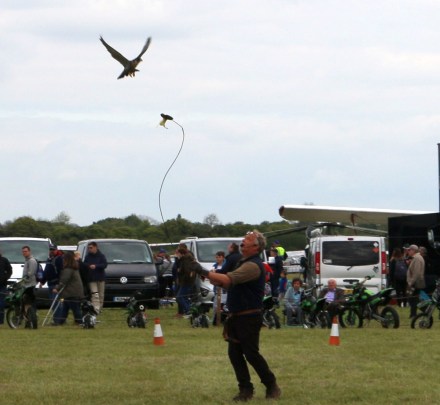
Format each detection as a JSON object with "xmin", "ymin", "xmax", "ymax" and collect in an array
[{"xmin": 230, "ymin": 309, "xmax": 262, "ymax": 317}]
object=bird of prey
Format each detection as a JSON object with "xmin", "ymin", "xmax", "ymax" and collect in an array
[{"xmin": 99, "ymin": 36, "xmax": 152, "ymax": 79}]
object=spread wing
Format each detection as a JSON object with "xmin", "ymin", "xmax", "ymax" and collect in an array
[
  {"xmin": 135, "ymin": 37, "xmax": 152, "ymax": 59},
  {"xmin": 99, "ymin": 36, "xmax": 129, "ymax": 66}
]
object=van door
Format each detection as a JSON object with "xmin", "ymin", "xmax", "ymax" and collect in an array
[{"xmin": 316, "ymin": 237, "xmax": 386, "ymax": 293}]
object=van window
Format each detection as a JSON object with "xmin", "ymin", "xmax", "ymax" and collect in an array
[
  {"xmin": 96, "ymin": 241, "xmax": 153, "ymax": 264},
  {"xmin": 0, "ymin": 240, "xmax": 49, "ymax": 263},
  {"xmin": 195, "ymin": 241, "xmax": 230, "ymax": 262},
  {"xmin": 322, "ymin": 241, "xmax": 379, "ymax": 267}
]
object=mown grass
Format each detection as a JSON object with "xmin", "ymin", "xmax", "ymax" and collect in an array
[{"xmin": 1, "ymin": 305, "xmax": 439, "ymax": 405}]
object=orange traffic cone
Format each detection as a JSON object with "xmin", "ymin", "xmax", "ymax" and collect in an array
[
  {"xmin": 153, "ymin": 317, "xmax": 165, "ymax": 346},
  {"xmin": 329, "ymin": 316, "xmax": 340, "ymax": 346}
]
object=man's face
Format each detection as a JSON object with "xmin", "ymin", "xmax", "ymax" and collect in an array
[
  {"xmin": 293, "ymin": 281, "xmax": 301, "ymax": 290},
  {"xmin": 88, "ymin": 244, "xmax": 97, "ymax": 254},
  {"xmin": 240, "ymin": 233, "xmax": 259, "ymax": 257},
  {"xmin": 22, "ymin": 247, "xmax": 30, "ymax": 259},
  {"xmin": 328, "ymin": 280, "xmax": 337, "ymax": 289}
]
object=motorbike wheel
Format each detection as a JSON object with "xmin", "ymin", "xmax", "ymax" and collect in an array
[
  {"xmin": 135, "ymin": 312, "xmax": 146, "ymax": 328},
  {"xmin": 200, "ymin": 314, "xmax": 209, "ymax": 328},
  {"xmin": 316, "ymin": 311, "xmax": 331, "ymax": 328},
  {"xmin": 273, "ymin": 312, "xmax": 281, "ymax": 329},
  {"xmin": 25, "ymin": 306, "xmax": 38, "ymax": 329},
  {"xmin": 411, "ymin": 313, "xmax": 433, "ymax": 329},
  {"xmin": 262, "ymin": 311, "xmax": 275, "ymax": 329},
  {"xmin": 6, "ymin": 305, "xmax": 24, "ymax": 329},
  {"xmin": 339, "ymin": 307, "xmax": 363, "ymax": 328},
  {"xmin": 380, "ymin": 306, "xmax": 400, "ymax": 329},
  {"xmin": 83, "ymin": 313, "xmax": 95, "ymax": 329}
]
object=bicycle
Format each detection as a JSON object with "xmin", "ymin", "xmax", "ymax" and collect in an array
[{"xmin": 5, "ymin": 280, "xmax": 38, "ymax": 329}]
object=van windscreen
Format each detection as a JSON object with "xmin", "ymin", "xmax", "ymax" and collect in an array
[
  {"xmin": 97, "ymin": 242, "xmax": 153, "ymax": 264},
  {"xmin": 322, "ymin": 241, "xmax": 380, "ymax": 266},
  {"xmin": 0, "ymin": 240, "xmax": 49, "ymax": 263}
]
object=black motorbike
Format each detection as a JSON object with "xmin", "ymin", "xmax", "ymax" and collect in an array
[
  {"xmin": 262, "ymin": 284, "xmax": 281, "ymax": 329},
  {"xmin": 339, "ymin": 276, "xmax": 399, "ymax": 328},
  {"xmin": 300, "ymin": 285, "xmax": 331, "ymax": 328},
  {"xmin": 411, "ymin": 279, "xmax": 440, "ymax": 329},
  {"xmin": 126, "ymin": 291, "xmax": 148, "ymax": 328}
]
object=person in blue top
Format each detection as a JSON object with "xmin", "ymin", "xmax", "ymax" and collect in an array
[
  {"xmin": 198, "ymin": 230, "xmax": 281, "ymax": 401},
  {"xmin": 84, "ymin": 241, "xmax": 108, "ymax": 313},
  {"xmin": 284, "ymin": 277, "xmax": 304, "ymax": 326}
]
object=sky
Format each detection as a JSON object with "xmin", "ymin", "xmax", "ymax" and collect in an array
[{"xmin": 2, "ymin": 0, "xmax": 440, "ymax": 227}]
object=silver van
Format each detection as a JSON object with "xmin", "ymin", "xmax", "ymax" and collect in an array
[{"xmin": 306, "ymin": 235, "xmax": 387, "ymax": 294}]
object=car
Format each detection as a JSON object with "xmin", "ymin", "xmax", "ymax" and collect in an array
[{"xmin": 283, "ymin": 250, "xmax": 306, "ymax": 274}]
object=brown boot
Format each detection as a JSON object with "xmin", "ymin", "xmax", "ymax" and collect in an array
[
  {"xmin": 266, "ymin": 383, "xmax": 281, "ymax": 400},
  {"xmin": 233, "ymin": 388, "xmax": 254, "ymax": 402}
]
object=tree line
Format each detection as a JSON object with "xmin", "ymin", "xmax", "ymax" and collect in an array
[{"xmin": 0, "ymin": 212, "xmax": 309, "ymax": 251}]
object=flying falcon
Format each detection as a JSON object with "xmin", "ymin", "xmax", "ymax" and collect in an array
[{"xmin": 99, "ymin": 36, "xmax": 152, "ymax": 79}]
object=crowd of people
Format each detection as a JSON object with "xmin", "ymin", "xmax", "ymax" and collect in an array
[{"xmin": 0, "ymin": 241, "xmax": 108, "ymax": 328}]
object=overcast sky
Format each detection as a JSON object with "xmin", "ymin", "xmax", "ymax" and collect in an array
[{"xmin": 2, "ymin": 0, "xmax": 440, "ymax": 227}]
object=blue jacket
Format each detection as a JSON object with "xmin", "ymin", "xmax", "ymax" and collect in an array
[{"xmin": 84, "ymin": 250, "xmax": 108, "ymax": 282}]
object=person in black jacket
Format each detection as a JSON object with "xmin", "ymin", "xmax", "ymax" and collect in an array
[
  {"xmin": 220, "ymin": 243, "xmax": 242, "ymax": 274},
  {"xmin": 0, "ymin": 252, "xmax": 12, "ymax": 325},
  {"xmin": 84, "ymin": 242, "xmax": 107, "ymax": 313}
]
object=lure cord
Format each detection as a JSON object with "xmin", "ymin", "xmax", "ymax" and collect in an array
[{"xmin": 158, "ymin": 120, "xmax": 185, "ymax": 243}]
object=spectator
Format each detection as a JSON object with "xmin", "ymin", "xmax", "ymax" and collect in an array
[
  {"xmin": 0, "ymin": 251, "xmax": 12, "ymax": 325},
  {"xmin": 199, "ymin": 230, "xmax": 281, "ymax": 401},
  {"xmin": 278, "ymin": 270, "xmax": 288, "ymax": 302},
  {"xmin": 84, "ymin": 241, "xmax": 108, "ymax": 313},
  {"xmin": 75, "ymin": 251, "xmax": 90, "ymax": 298},
  {"xmin": 272, "ymin": 240, "xmax": 287, "ymax": 260},
  {"xmin": 175, "ymin": 247, "xmax": 200, "ymax": 317},
  {"xmin": 406, "ymin": 244, "xmax": 425, "ymax": 318},
  {"xmin": 52, "ymin": 251, "xmax": 85, "ymax": 325},
  {"xmin": 284, "ymin": 277, "xmax": 304, "ymax": 326},
  {"xmin": 221, "ymin": 243, "xmax": 242, "ymax": 273},
  {"xmin": 212, "ymin": 251, "xmax": 226, "ymax": 325},
  {"xmin": 43, "ymin": 244, "xmax": 64, "ymax": 323},
  {"xmin": 319, "ymin": 279, "xmax": 345, "ymax": 319},
  {"xmin": 389, "ymin": 248, "xmax": 408, "ymax": 307},
  {"xmin": 156, "ymin": 249, "xmax": 173, "ymax": 298},
  {"xmin": 21, "ymin": 245, "xmax": 38, "ymax": 326},
  {"xmin": 268, "ymin": 248, "xmax": 284, "ymax": 296}
]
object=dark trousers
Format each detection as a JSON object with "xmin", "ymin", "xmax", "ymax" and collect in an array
[
  {"xmin": 0, "ymin": 285, "xmax": 7, "ymax": 324},
  {"xmin": 408, "ymin": 289, "xmax": 421, "ymax": 318},
  {"xmin": 227, "ymin": 314, "xmax": 276, "ymax": 390}
]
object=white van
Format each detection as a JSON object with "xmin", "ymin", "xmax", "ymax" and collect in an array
[
  {"xmin": 306, "ymin": 235, "xmax": 387, "ymax": 294},
  {"xmin": 179, "ymin": 237, "xmax": 268, "ymax": 303},
  {"xmin": 0, "ymin": 237, "xmax": 51, "ymax": 283}
]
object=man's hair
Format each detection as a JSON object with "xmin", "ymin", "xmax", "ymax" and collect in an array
[
  {"xmin": 229, "ymin": 243, "xmax": 239, "ymax": 253},
  {"xmin": 249, "ymin": 230, "xmax": 266, "ymax": 253},
  {"xmin": 215, "ymin": 251, "xmax": 225, "ymax": 257},
  {"xmin": 87, "ymin": 241, "xmax": 98, "ymax": 248},
  {"xmin": 22, "ymin": 245, "xmax": 31, "ymax": 251}
]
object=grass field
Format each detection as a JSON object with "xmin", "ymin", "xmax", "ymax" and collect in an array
[{"xmin": 1, "ymin": 305, "xmax": 440, "ymax": 405}]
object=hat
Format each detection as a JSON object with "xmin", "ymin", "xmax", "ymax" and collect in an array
[
  {"xmin": 403, "ymin": 244, "xmax": 410, "ymax": 249},
  {"xmin": 408, "ymin": 244, "xmax": 419, "ymax": 251},
  {"xmin": 49, "ymin": 244, "xmax": 57, "ymax": 250},
  {"xmin": 159, "ymin": 248, "xmax": 166, "ymax": 253},
  {"xmin": 274, "ymin": 240, "xmax": 280, "ymax": 244}
]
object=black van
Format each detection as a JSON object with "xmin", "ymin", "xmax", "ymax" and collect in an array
[{"xmin": 77, "ymin": 239, "xmax": 160, "ymax": 308}]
